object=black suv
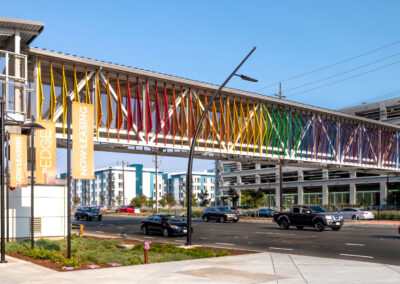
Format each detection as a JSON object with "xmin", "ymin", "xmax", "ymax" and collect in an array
[
  {"xmin": 75, "ymin": 206, "xmax": 102, "ymax": 221},
  {"xmin": 201, "ymin": 206, "xmax": 239, "ymax": 223}
]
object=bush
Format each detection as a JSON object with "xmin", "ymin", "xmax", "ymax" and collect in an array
[
  {"xmin": 216, "ymin": 250, "xmax": 230, "ymax": 257},
  {"xmin": 36, "ymin": 239, "xmax": 61, "ymax": 251},
  {"xmin": 184, "ymin": 248, "xmax": 214, "ymax": 258},
  {"xmin": 371, "ymin": 210, "xmax": 400, "ymax": 220},
  {"xmin": 132, "ymin": 244, "xmax": 144, "ymax": 251}
]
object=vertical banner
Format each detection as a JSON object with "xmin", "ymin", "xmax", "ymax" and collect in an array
[
  {"xmin": 72, "ymin": 102, "xmax": 95, "ymax": 179},
  {"xmin": 10, "ymin": 134, "xmax": 28, "ymax": 187},
  {"xmin": 35, "ymin": 121, "xmax": 57, "ymax": 184}
]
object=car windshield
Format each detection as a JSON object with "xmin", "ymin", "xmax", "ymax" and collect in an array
[
  {"xmin": 85, "ymin": 207, "xmax": 98, "ymax": 212},
  {"xmin": 309, "ymin": 206, "xmax": 327, "ymax": 213},
  {"xmin": 162, "ymin": 215, "xmax": 183, "ymax": 222}
]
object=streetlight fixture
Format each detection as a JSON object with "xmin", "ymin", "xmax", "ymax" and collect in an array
[
  {"xmin": 186, "ymin": 47, "xmax": 257, "ymax": 245},
  {"xmin": 21, "ymin": 116, "xmax": 45, "ymax": 249}
]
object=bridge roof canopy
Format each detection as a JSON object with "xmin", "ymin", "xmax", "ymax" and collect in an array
[{"xmin": 0, "ymin": 17, "xmax": 44, "ymax": 49}]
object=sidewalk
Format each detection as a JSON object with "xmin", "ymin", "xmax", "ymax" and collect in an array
[{"xmin": 1, "ymin": 251, "xmax": 399, "ymax": 284}]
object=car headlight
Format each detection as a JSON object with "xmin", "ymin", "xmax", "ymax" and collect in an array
[
  {"xmin": 324, "ymin": 215, "xmax": 332, "ymax": 220},
  {"xmin": 170, "ymin": 225, "xmax": 179, "ymax": 229},
  {"xmin": 339, "ymin": 215, "xmax": 343, "ymax": 219}
]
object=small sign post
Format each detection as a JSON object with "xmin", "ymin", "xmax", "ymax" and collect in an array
[{"xmin": 144, "ymin": 241, "xmax": 149, "ymax": 264}]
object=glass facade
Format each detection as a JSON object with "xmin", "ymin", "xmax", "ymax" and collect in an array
[
  {"xmin": 304, "ymin": 193, "xmax": 322, "ymax": 205},
  {"xmin": 356, "ymin": 190, "xmax": 379, "ymax": 206},
  {"xmin": 329, "ymin": 192, "xmax": 350, "ymax": 205}
]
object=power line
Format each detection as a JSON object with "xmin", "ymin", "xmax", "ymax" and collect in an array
[
  {"xmin": 254, "ymin": 39, "xmax": 400, "ymax": 92},
  {"xmin": 282, "ymin": 50, "xmax": 400, "ymax": 94},
  {"xmin": 340, "ymin": 89, "xmax": 400, "ymax": 109},
  {"xmin": 286, "ymin": 59, "xmax": 400, "ymax": 98}
]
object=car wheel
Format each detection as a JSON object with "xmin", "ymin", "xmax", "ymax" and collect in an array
[
  {"xmin": 203, "ymin": 216, "xmax": 209, "ymax": 222},
  {"xmin": 84, "ymin": 215, "xmax": 88, "ymax": 221},
  {"xmin": 219, "ymin": 216, "xmax": 226, "ymax": 223},
  {"xmin": 351, "ymin": 215, "xmax": 356, "ymax": 220},
  {"xmin": 296, "ymin": 226, "xmax": 304, "ymax": 230},
  {"xmin": 233, "ymin": 219, "xmax": 239, "ymax": 223},
  {"xmin": 279, "ymin": 219, "xmax": 289, "ymax": 230},
  {"xmin": 98, "ymin": 216, "xmax": 102, "ymax": 221},
  {"xmin": 332, "ymin": 226, "xmax": 341, "ymax": 231},
  {"xmin": 314, "ymin": 220, "xmax": 325, "ymax": 232},
  {"xmin": 162, "ymin": 228, "xmax": 169, "ymax": 238},
  {"xmin": 142, "ymin": 226, "xmax": 148, "ymax": 235},
  {"xmin": 75, "ymin": 215, "xmax": 79, "ymax": 221}
]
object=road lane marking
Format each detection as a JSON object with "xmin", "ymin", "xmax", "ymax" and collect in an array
[
  {"xmin": 215, "ymin": 243, "xmax": 235, "ymax": 246},
  {"xmin": 255, "ymin": 232, "xmax": 294, "ymax": 236},
  {"xmin": 200, "ymin": 237, "xmax": 207, "ymax": 240},
  {"xmin": 143, "ymin": 236, "xmax": 154, "ymax": 239},
  {"xmin": 95, "ymin": 231, "xmax": 104, "ymax": 233},
  {"xmin": 117, "ymin": 226, "xmax": 124, "ymax": 229},
  {"xmin": 174, "ymin": 240, "xmax": 186, "ymax": 243},
  {"xmin": 340, "ymin": 253, "xmax": 373, "ymax": 259},
  {"xmin": 345, "ymin": 243, "xmax": 365, "ymax": 246},
  {"xmin": 269, "ymin": 247, "xmax": 293, "ymax": 251}
]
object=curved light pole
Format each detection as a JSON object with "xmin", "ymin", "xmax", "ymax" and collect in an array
[{"xmin": 186, "ymin": 47, "xmax": 257, "ymax": 245}]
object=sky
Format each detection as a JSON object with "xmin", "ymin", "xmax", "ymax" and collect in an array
[{"xmin": 4, "ymin": 0, "xmax": 400, "ymax": 173}]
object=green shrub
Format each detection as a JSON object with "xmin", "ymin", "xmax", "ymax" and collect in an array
[
  {"xmin": 36, "ymin": 239, "xmax": 61, "ymax": 251},
  {"xmin": 5, "ymin": 240, "xmax": 30, "ymax": 253},
  {"xmin": 184, "ymin": 248, "xmax": 214, "ymax": 258},
  {"xmin": 132, "ymin": 244, "xmax": 144, "ymax": 251},
  {"xmin": 60, "ymin": 257, "xmax": 80, "ymax": 268},
  {"xmin": 216, "ymin": 250, "xmax": 230, "ymax": 257}
]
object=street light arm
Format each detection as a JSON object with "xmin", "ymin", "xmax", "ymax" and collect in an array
[{"xmin": 185, "ymin": 46, "xmax": 256, "ymax": 245}]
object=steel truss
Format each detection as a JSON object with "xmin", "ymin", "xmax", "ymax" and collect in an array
[{"xmin": 26, "ymin": 47, "xmax": 400, "ymax": 173}]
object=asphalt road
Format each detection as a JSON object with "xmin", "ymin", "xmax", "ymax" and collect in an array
[{"xmin": 74, "ymin": 215, "xmax": 400, "ymax": 265}]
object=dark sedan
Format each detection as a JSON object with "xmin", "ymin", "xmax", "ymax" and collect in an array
[
  {"xmin": 141, "ymin": 214, "xmax": 193, "ymax": 237},
  {"xmin": 75, "ymin": 206, "xmax": 102, "ymax": 221},
  {"xmin": 251, "ymin": 208, "xmax": 276, "ymax": 218}
]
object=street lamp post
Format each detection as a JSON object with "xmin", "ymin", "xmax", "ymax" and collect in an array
[
  {"xmin": 1, "ymin": 99, "xmax": 6, "ymax": 263},
  {"xmin": 21, "ymin": 116, "xmax": 45, "ymax": 250},
  {"xmin": 186, "ymin": 47, "xmax": 257, "ymax": 245}
]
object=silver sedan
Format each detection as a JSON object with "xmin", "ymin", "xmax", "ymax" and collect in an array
[{"xmin": 336, "ymin": 207, "xmax": 374, "ymax": 220}]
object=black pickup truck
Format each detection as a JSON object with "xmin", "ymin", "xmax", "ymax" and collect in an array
[{"xmin": 273, "ymin": 205, "xmax": 343, "ymax": 232}]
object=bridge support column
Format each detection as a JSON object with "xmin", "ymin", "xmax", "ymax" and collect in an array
[
  {"xmin": 322, "ymin": 185, "xmax": 329, "ymax": 205},
  {"xmin": 349, "ymin": 183, "xmax": 356, "ymax": 205},
  {"xmin": 275, "ymin": 186, "xmax": 281, "ymax": 210},
  {"xmin": 297, "ymin": 186, "xmax": 303, "ymax": 205},
  {"xmin": 380, "ymin": 182, "xmax": 387, "ymax": 206}
]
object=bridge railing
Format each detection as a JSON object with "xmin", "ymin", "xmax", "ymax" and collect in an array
[{"xmin": 27, "ymin": 48, "xmax": 400, "ymax": 172}]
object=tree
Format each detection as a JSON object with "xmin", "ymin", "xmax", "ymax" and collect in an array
[
  {"xmin": 147, "ymin": 199, "xmax": 155, "ymax": 209},
  {"xmin": 188, "ymin": 193, "xmax": 197, "ymax": 206},
  {"xmin": 200, "ymin": 191, "xmax": 210, "ymax": 207},
  {"xmin": 73, "ymin": 196, "xmax": 81, "ymax": 207},
  {"xmin": 116, "ymin": 195, "xmax": 122, "ymax": 206},
  {"xmin": 166, "ymin": 193, "xmax": 176, "ymax": 213},
  {"xmin": 227, "ymin": 187, "xmax": 239, "ymax": 209},
  {"xmin": 99, "ymin": 194, "xmax": 105, "ymax": 206},
  {"xmin": 241, "ymin": 189, "xmax": 265, "ymax": 213},
  {"xmin": 130, "ymin": 195, "xmax": 147, "ymax": 208},
  {"xmin": 158, "ymin": 197, "xmax": 167, "ymax": 208}
]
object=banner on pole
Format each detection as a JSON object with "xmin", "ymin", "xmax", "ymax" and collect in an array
[
  {"xmin": 10, "ymin": 134, "xmax": 28, "ymax": 187},
  {"xmin": 35, "ymin": 120, "xmax": 57, "ymax": 184},
  {"xmin": 72, "ymin": 102, "xmax": 94, "ymax": 179}
]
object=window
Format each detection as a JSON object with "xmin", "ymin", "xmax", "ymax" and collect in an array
[
  {"xmin": 159, "ymin": 184, "xmax": 162, "ymax": 189},
  {"xmin": 118, "ymin": 182, "xmax": 123, "ymax": 188},
  {"xmin": 119, "ymin": 174, "xmax": 123, "ymax": 179},
  {"xmin": 292, "ymin": 207, "xmax": 300, "ymax": 214}
]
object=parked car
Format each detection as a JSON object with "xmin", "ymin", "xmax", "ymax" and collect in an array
[
  {"xmin": 336, "ymin": 207, "xmax": 375, "ymax": 220},
  {"xmin": 398, "ymin": 225, "xmax": 400, "ymax": 235},
  {"xmin": 273, "ymin": 205, "xmax": 343, "ymax": 232},
  {"xmin": 141, "ymin": 214, "xmax": 192, "ymax": 237},
  {"xmin": 251, "ymin": 208, "xmax": 276, "ymax": 218},
  {"xmin": 75, "ymin": 206, "xmax": 102, "ymax": 221},
  {"xmin": 201, "ymin": 206, "xmax": 240, "ymax": 223},
  {"xmin": 116, "ymin": 205, "xmax": 135, "ymax": 213}
]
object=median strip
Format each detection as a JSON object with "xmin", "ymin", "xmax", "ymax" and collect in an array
[
  {"xmin": 269, "ymin": 247, "xmax": 293, "ymax": 251},
  {"xmin": 340, "ymin": 253, "xmax": 374, "ymax": 259}
]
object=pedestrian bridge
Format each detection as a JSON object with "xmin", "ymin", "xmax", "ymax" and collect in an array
[{"xmin": 3, "ymin": 45, "xmax": 400, "ymax": 173}]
